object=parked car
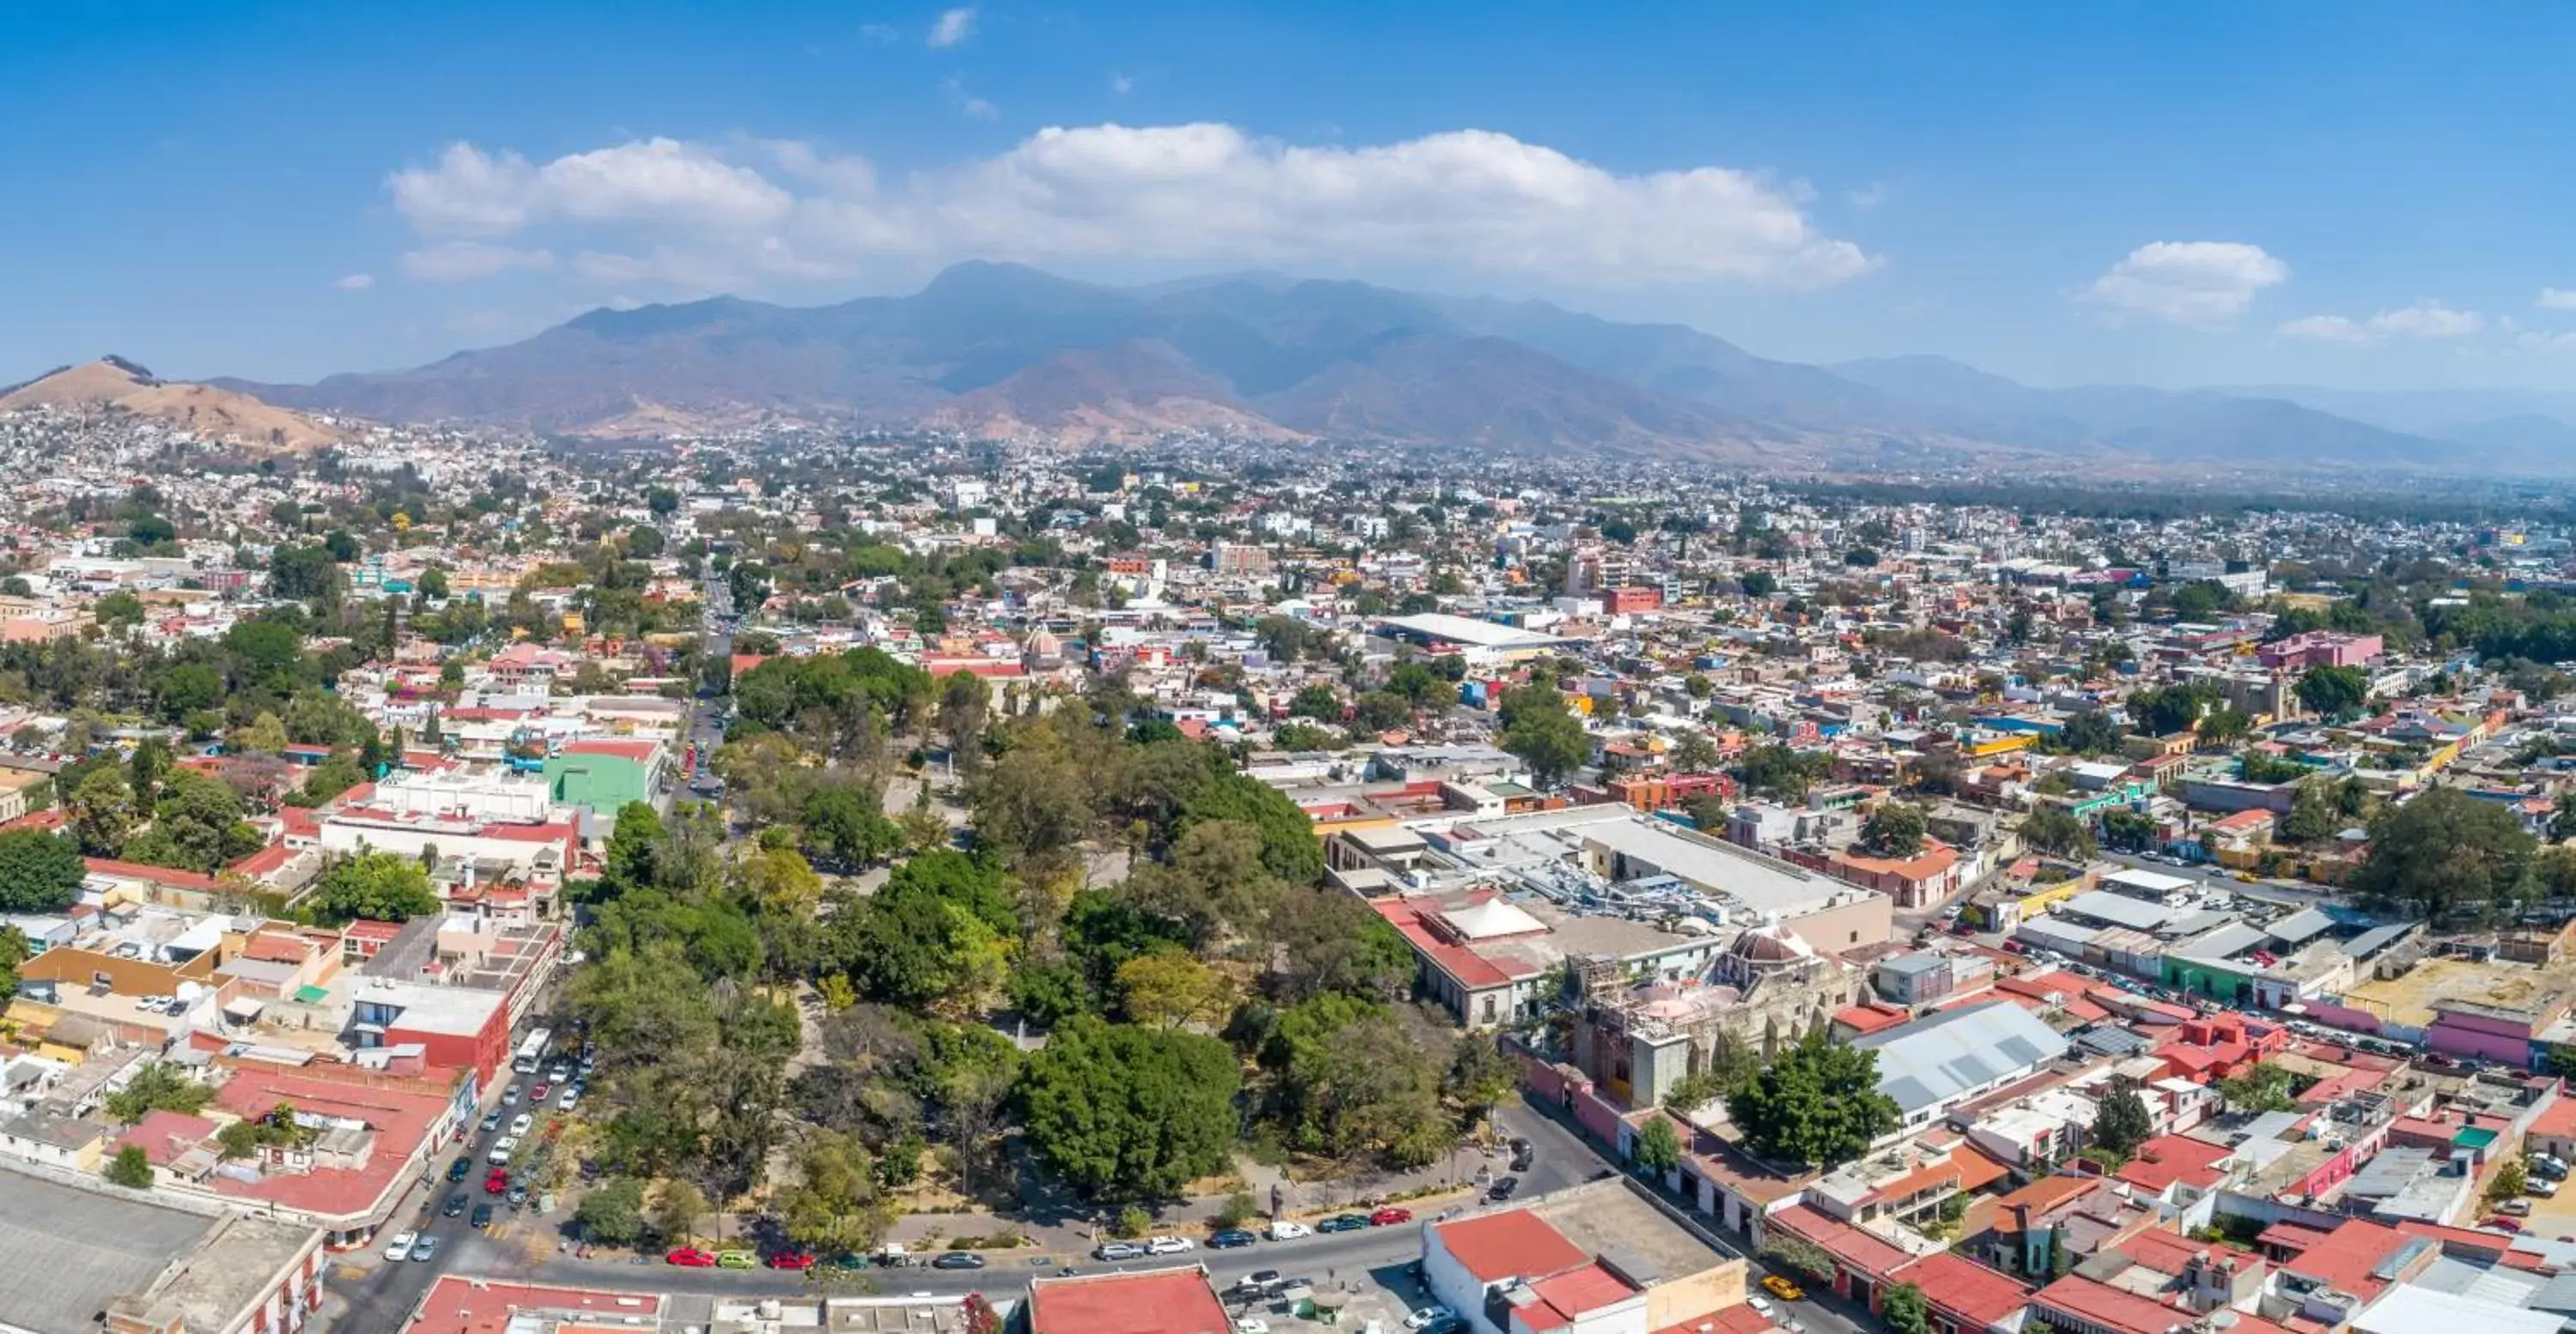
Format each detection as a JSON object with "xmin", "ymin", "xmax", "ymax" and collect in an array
[
  {"xmin": 507, "ymin": 1113, "xmax": 532, "ymax": 1137},
  {"xmin": 1487, "ymin": 1176, "xmax": 1521, "ymax": 1200},
  {"xmin": 1509, "ymin": 1139, "xmax": 1534, "ymax": 1173},
  {"xmin": 1267, "ymin": 1220, "xmax": 1311, "ymax": 1240},
  {"xmin": 2532, "ymin": 1179, "xmax": 2559, "ymax": 1198},
  {"xmin": 932, "ymin": 1252, "xmax": 988, "ymax": 1270},
  {"xmin": 1093, "ymin": 1242, "xmax": 1144, "ymax": 1261},
  {"xmin": 443, "ymin": 1192, "xmax": 468, "ymax": 1217},
  {"xmin": 507, "ymin": 1184, "xmax": 529, "ymax": 1206},
  {"xmin": 484, "ymin": 1169, "xmax": 509, "ymax": 1195},
  {"xmin": 665, "ymin": 1247, "xmax": 718, "ymax": 1268},
  {"xmin": 479, "ymin": 1110, "xmax": 505, "ymax": 1133},
  {"xmin": 384, "ymin": 1231, "xmax": 418, "ymax": 1263},
  {"xmin": 1369, "ymin": 1207, "xmax": 1413, "ymax": 1226},
  {"xmin": 1236, "ymin": 1322, "xmax": 1270, "ymax": 1334},
  {"xmin": 487, "ymin": 1135, "xmax": 519, "ymax": 1165},
  {"xmin": 447, "ymin": 1157, "xmax": 472, "ymax": 1182},
  {"xmin": 715, "ymin": 1252, "xmax": 756, "ymax": 1269},
  {"xmin": 2500, "ymin": 1198, "xmax": 2535, "ymax": 1217},
  {"xmin": 1145, "ymin": 1235, "xmax": 1195, "ymax": 1254},
  {"xmin": 471, "ymin": 1203, "xmax": 495, "ymax": 1228},
  {"xmin": 769, "ymin": 1251, "xmax": 817, "ymax": 1270},
  {"xmin": 1247, "ymin": 1269, "xmax": 1282, "ymax": 1289},
  {"xmin": 501, "ymin": 1084, "xmax": 520, "ymax": 1105},
  {"xmin": 1210, "ymin": 1229, "xmax": 1259, "ymax": 1249},
  {"xmin": 556, "ymin": 1089, "xmax": 580, "ymax": 1113},
  {"xmin": 2489, "ymin": 1216, "xmax": 2528, "ymax": 1233},
  {"xmin": 1404, "ymin": 1307, "xmax": 1455, "ymax": 1330},
  {"xmin": 1318, "ymin": 1215, "xmax": 1369, "ymax": 1234},
  {"xmin": 410, "ymin": 1235, "xmax": 441, "ymax": 1264},
  {"xmin": 530, "ymin": 1082, "xmax": 551, "ymax": 1101},
  {"xmin": 1762, "ymin": 1275, "xmax": 1806, "ymax": 1301}
]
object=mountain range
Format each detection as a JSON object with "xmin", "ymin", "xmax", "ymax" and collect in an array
[{"xmin": 159, "ymin": 262, "xmax": 2576, "ymax": 473}]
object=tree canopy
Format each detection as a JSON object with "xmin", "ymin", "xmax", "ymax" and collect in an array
[
  {"xmin": 1726, "ymin": 1033, "xmax": 1901, "ymax": 1168},
  {"xmin": 301, "ymin": 851, "xmax": 442, "ymax": 925},
  {"xmin": 1015, "ymin": 1015, "xmax": 1240, "ymax": 1199}
]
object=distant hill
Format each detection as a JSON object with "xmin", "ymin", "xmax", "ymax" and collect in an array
[
  {"xmin": 3, "ymin": 357, "xmax": 341, "ymax": 451},
  {"xmin": 211, "ymin": 263, "xmax": 2567, "ymax": 473}
]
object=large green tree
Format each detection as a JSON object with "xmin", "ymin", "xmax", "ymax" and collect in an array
[
  {"xmin": 1497, "ymin": 685, "xmax": 1592, "ymax": 789},
  {"xmin": 0, "ymin": 829, "xmax": 84, "ymax": 912},
  {"xmin": 2354, "ymin": 785, "xmax": 2535, "ymax": 924},
  {"xmin": 301, "ymin": 851, "xmax": 442, "ymax": 925},
  {"xmin": 2297, "ymin": 664, "xmax": 2371, "ymax": 721},
  {"xmin": 2091, "ymin": 1084, "xmax": 2155, "ymax": 1159},
  {"xmin": 1015, "ymin": 1016, "xmax": 1240, "ymax": 1199},
  {"xmin": 1860, "ymin": 803, "xmax": 1928, "ymax": 858},
  {"xmin": 1726, "ymin": 1033, "xmax": 1901, "ymax": 1168}
]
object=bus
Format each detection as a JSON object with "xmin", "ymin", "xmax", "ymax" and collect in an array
[{"xmin": 511, "ymin": 1028, "xmax": 553, "ymax": 1076}]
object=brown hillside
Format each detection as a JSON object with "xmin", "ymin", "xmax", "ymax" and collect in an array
[{"xmin": 0, "ymin": 359, "xmax": 343, "ymax": 452}]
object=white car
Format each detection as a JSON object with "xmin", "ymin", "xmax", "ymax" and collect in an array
[
  {"xmin": 383, "ymin": 1230, "xmax": 418, "ymax": 1263},
  {"xmin": 501, "ymin": 1084, "xmax": 521, "ymax": 1105},
  {"xmin": 556, "ymin": 1089, "xmax": 580, "ymax": 1113},
  {"xmin": 1404, "ymin": 1308, "xmax": 1454, "ymax": 1331},
  {"xmin": 487, "ymin": 1134, "xmax": 519, "ymax": 1165},
  {"xmin": 507, "ymin": 1113, "xmax": 532, "ymax": 1137},
  {"xmin": 1145, "ymin": 1235, "xmax": 1194, "ymax": 1255},
  {"xmin": 1267, "ymin": 1220, "xmax": 1311, "ymax": 1240},
  {"xmin": 1236, "ymin": 1322, "xmax": 1271, "ymax": 1334}
]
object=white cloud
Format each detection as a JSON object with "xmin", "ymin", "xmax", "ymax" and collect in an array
[
  {"xmin": 2521, "ymin": 330, "xmax": 2576, "ymax": 351},
  {"xmin": 1109, "ymin": 72, "xmax": 1133, "ymax": 94},
  {"xmin": 2539, "ymin": 288, "xmax": 2576, "ymax": 311},
  {"xmin": 389, "ymin": 138, "xmax": 793, "ymax": 239},
  {"xmin": 858, "ymin": 22, "xmax": 899, "ymax": 43},
  {"xmin": 1847, "ymin": 181, "xmax": 1887, "ymax": 210},
  {"xmin": 962, "ymin": 97, "xmax": 998, "ymax": 121},
  {"xmin": 2084, "ymin": 241, "xmax": 2288, "ymax": 325},
  {"xmin": 331, "ymin": 272, "xmax": 375, "ymax": 291},
  {"xmin": 398, "ymin": 241, "xmax": 559, "ymax": 283},
  {"xmin": 381, "ymin": 123, "xmax": 1876, "ymax": 293},
  {"xmin": 927, "ymin": 7, "xmax": 976, "ymax": 48},
  {"xmin": 2277, "ymin": 300, "xmax": 2482, "ymax": 345}
]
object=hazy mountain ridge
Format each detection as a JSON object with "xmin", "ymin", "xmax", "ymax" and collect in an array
[{"xmin": 210, "ymin": 263, "xmax": 2576, "ymax": 472}]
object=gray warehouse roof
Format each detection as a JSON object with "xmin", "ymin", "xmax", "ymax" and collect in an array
[
  {"xmin": 2059, "ymin": 890, "xmax": 2172, "ymax": 932},
  {"xmin": 2268, "ymin": 908, "xmax": 2336, "ymax": 947},
  {"xmin": 0, "ymin": 1167, "xmax": 216, "ymax": 1333},
  {"xmin": 1852, "ymin": 999, "xmax": 2070, "ymax": 1116}
]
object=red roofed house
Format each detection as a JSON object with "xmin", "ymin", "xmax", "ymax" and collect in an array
[
  {"xmin": 1425, "ymin": 1181, "xmax": 1758, "ymax": 1334},
  {"xmin": 1029, "ymin": 1266, "xmax": 1228, "ymax": 1334},
  {"xmin": 2030, "ymin": 1275, "xmax": 2300, "ymax": 1334},
  {"xmin": 406, "ymin": 1276, "xmax": 672, "ymax": 1334}
]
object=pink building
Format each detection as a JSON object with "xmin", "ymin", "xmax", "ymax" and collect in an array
[{"xmin": 2259, "ymin": 630, "xmax": 2383, "ymax": 670}]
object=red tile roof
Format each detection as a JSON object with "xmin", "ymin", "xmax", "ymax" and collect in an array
[
  {"xmin": 1888, "ymin": 1251, "xmax": 2032, "ymax": 1326},
  {"xmin": 1030, "ymin": 1267, "xmax": 1230, "ymax": 1334},
  {"xmin": 2115, "ymin": 1135, "xmax": 2234, "ymax": 1193},
  {"xmin": 2278, "ymin": 1218, "xmax": 2413, "ymax": 1301},
  {"xmin": 1771, "ymin": 1204, "xmax": 1911, "ymax": 1278},
  {"xmin": 2033, "ymin": 1276, "xmax": 2297, "ymax": 1334},
  {"xmin": 83, "ymin": 857, "xmax": 219, "ymax": 891},
  {"xmin": 409, "ymin": 1276, "xmax": 669, "ymax": 1334},
  {"xmin": 1433, "ymin": 1209, "xmax": 1592, "ymax": 1284},
  {"xmin": 1526, "ymin": 1260, "xmax": 1639, "ymax": 1320}
]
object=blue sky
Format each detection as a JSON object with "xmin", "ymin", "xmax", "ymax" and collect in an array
[{"xmin": 9, "ymin": 1, "xmax": 2576, "ymax": 391}]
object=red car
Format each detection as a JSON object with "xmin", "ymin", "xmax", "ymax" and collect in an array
[
  {"xmin": 531, "ymin": 1082, "xmax": 551, "ymax": 1101},
  {"xmin": 2487, "ymin": 1217, "xmax": 2526, "ymax": 1234},
  {"xmin": 484, "ymin": 1171, "xmax": 510, "ymax": 1195},
  {"xmin": 1369, "ymin": 1207, "xmax": 1413, "ymax": 1226},
  {"xmin": 665, "ymin": 1246, "xmax": 719, "ymax": 1267},
  {"xmin": 767, "ymin": 1250, "xmax": 817, "ymax": 1270}
]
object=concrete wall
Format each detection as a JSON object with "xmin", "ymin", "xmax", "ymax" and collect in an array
[
  {"xmin": 1640, "ymin": 1259, "xmax": 1747, "ymax": 1332},
  {"xmin": 1783, "ymin": 895, "xmax": 1893, "ymax": 956}
]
